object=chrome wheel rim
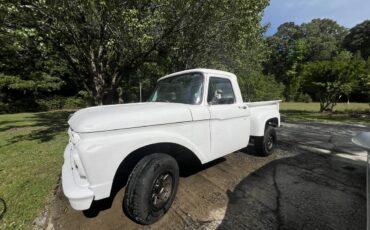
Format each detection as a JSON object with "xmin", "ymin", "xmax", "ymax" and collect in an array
[
  {"xmin": 151, "ymin": 173, "xmax": 173, "ymax": 209},
  {"xmin": 266, "ymin": 135, "xmax": 274, "ymax": 150}
]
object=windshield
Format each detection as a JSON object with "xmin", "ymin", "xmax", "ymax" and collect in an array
[{"xmin": 149, "ymin": 73, "xmax": 204, "ymax": 104}]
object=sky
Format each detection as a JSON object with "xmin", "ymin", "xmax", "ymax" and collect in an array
[{"xmin": 262, "ymin": 0, "xmax": 370, "ymax": 35}]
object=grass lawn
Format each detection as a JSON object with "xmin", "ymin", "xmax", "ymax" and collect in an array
[
  {"xmin": 280, "ymin": 102, "xmax": 370, "ymax": 125},
  {"xmin": 0, "ymin": 111, "xmax": 72, "ymax": 230}
]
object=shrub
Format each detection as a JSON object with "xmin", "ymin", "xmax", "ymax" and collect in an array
[
  {"xmin": 296, "ymin": 93, "xmax": 312, "ymax": 103},
  {"xmin": 63, "ymin": 97, "xmax": 87, "ymax": 109},
  {"xmin": 36, "ymin": 95, "xmax": 88, "ymax": 111},
  {"xmin": 0, "ymin": 98, "xmax": 39, "ymax": 114},
  {"xmin": 36, "ymin": 96, "xmax": 65, "ymax": 111},
  {"xmin": 240, "ymin": 73, "xmax": 285, "ymax": 102}
]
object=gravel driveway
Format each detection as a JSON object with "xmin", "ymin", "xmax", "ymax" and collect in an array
[{"xmin": 45, "ymin": 121, "xmax": 368, "ymax": 230}]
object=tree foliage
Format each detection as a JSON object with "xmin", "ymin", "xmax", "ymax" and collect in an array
[
  {"xmin": 301, "ymin": 19, "xmax": 347, "ymax": 61},
  {"xmin": 239, "ymin": 73, "xmax": 284, "ymax": 102},
  {"xmin": 301, "ymin": 51, "xmax": 365, "ymax": 112},
  {"xmin": 0, "ymin": 2, "xmax": 66, "ymax": 112},
  {"xmin": 6, "ymin": 0, "xmax": 268, "ymax": 106},
  {"xmin": 343, "ymin": 20, "xmax": 370, "ymax": 60},
  {"xmin": 264, "ymin": 19, "xmax": 348, "ymax": 102},
  {"xmin": 3, "ymin": 1, "xmax": 368, "ymax": 114}
]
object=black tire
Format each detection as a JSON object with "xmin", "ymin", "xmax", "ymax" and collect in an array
[
  {"xmin": 254, "ymin": 126, "xmax": 277, "ymax": 156},
  {"xmin": 123, "ymin": 153, "xmax": 179, "ymax": 225}
]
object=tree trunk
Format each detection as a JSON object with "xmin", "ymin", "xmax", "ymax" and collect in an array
[
  {"xmin": 104, "ymin": 86, "xmax": 118, "ymax": 104},
  {"xmin": 104, "ymin": 72, "xmax": 122, "ymax": 104},
  {"xmin": 117, "ymin": 87, "xmax": 124, "ymax": 104},
  {"xmin": 92, "ymin": 74, "xmax": 104, "ymax": 105},
  {"xmin": 319, "ymin": 101, "xmax": 325, "ymax": 112},
  {"xmin": 89, "ymin": 47, "xmax": 105, "ymax": 105},
  {"xmin": 320, "ymin": 98, "xmax": 332, "ymax": 113}
]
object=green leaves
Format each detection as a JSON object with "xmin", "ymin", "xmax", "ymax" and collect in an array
[
  {"xmin": 239, "ymin": 73, "xmax": 284, "ymax": 102},
  {"xmin": 1, "ymin": 0, "xmax": 270, "ymax": 109},
  {"xmin": 301, "ymin": 51, "xmax": 366, "ymax": 111},
  {"xmin": 343, "ymin": 20, "xmax": 370, "ymax": 60},
  {"xmin": 16, "ymin": 0, "xmax": 270, "ymax": 105},
  {"xmin": 0, "ymin": 73, "xmax": 64, "ymax": 92},
  {"xmin": 265, "ymin": 19, "xmax": 349, "ymax": 102}
]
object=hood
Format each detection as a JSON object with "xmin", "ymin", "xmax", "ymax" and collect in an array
[{"xmin": 68, "ymin": 102, "xmax": 193, "ymax": 133}]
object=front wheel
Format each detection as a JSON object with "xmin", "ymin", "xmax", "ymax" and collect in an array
[
  {"xmin": 254, "ymin": 126, "xmax": 277, "ymax": 156},
  {"xmin": 123, "ymin": 153, "xmax": 179, "ymax": 225}
]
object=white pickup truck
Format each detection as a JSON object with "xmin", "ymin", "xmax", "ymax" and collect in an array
[{"xmin": 62, "ymin": 68, "xmax": 280, "ymax": 224}]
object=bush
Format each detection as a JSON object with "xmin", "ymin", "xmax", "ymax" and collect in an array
[
  {"xmin": 0, "ymin": 102, "xmax": 10, "ymax": 113},
  {"xmin": 296, "ymin": 93, "xmax": 312, "ymax": 103},
  {"xmin": 64, "ymin": 97, "xmax": 87, "ymax": 109},
  {"xmin": 36, "ymin": 95, "xmax": 88, "ymax": 111},
  {"xmin": 0, "ymin": 95, "xmax": 88, "ymax": 114},
  {"xmin": 0, "ymin": 98, "xmax": 39, "ymax": 114},
  {"xmin": 240, "ymin": 73, "xmax": 285, "ymax": 102},
  {"xmin": 36, "ymin": 96, "xmax": 65, "ymax": 111}
]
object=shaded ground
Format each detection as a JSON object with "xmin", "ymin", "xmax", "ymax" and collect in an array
[
  {"xmin": 47, "ymin": 122, "xmax": 368, "ymax": 230},
  {"xmin": 280, "ymin": 110, "xmax": 370, "ymax": 125}
]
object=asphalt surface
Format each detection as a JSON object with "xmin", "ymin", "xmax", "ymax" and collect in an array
[{"xmin": 45, "ymin": 122, "xmax": 368, "ymax": 230}]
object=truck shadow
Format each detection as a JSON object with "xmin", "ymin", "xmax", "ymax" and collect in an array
[
  {"xmin": 280, "ymin": 110, "xmax": 370, "ymax": 124},
  {"xmin": 217, "ymin": 150, "xmax": 366, "ymax": 230}
]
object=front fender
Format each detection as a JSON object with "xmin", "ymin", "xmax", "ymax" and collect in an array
[{"xmin": 75, "ymin": 126, "xmax": 208, "ymax": 199}]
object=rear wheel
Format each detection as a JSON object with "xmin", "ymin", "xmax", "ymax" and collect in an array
[
  {"xmin": 254, "ymin": 126, "xmax": 276, "ymax": 156},
  {"xmin": 123, "ymin": 153, "xmax": 179, "ymax": 225}
]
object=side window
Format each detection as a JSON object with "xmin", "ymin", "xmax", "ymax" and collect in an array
[{"xmin": 207, "ymin": 77, "xmax": 235, "ymax": 105}]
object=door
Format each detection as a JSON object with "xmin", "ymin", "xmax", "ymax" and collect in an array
[{"xmin": 207, "ymin": 77, "xmax": 250, "ymax": 159}]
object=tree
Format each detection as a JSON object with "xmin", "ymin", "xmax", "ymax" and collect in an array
[
  {"xmin": 284, "ymin": 39, "xmax": 307, "ymax": 101},
  {"xmin": 0, "ymin": 2, "xmax": 65, "ymax": 113},
  {"xmin": 359, "ymin": 57, "xmax": 370, "ymax": 102},
  {"xmin": 264, "ymin": 22, "xmax": 303, "ymax": 84},
  {"xmin": 343, "ymin": 20, "xmax": 370, "ymax": 60},
  {"xmin": 10, "ymin": 0, "xmax": 268, "ymax": 105},
  {"xmin": 239, "ymin": 73, "xmax": 284, "ymax": 102},
  {"xmin": 301, "ymin": 19, "xmax": 347, "ymax": 61},
  {"xmin": 264, "ymin": 23, "xmax": 306, "ymax": 101},
  {"xmin": 301, "ymin": 51, "xmax": 365, "ymax": 112},
  {"xmin": 265, "ymin": 19, "xmax": 348, "ymax": 101}
]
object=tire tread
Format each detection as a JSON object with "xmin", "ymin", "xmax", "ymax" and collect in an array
[
  {"xmin": 254, "ymin": 126, "xmax": 276, "ymax": 156},
  {"xmin": 124, "ymin": 153, "xmax": 178, "ymax": 224}
]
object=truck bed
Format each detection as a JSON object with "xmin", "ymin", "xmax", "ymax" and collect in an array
[
  {"xmin": 245, "ymin": 100, "xmax": 281, "ymax": 108},
  {"xmin": 245, "ymin": 100, "xmax": 281, "ymax": 137}
]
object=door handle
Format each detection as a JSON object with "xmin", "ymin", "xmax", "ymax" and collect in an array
[{"xmin": 238, "ymin": 105, "xmax": 247, "ymax": 109}]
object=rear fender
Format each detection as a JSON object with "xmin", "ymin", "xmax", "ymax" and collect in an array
[{"xmin": 250, "ymin": 111, "xmax": 280, "ymax": 137}]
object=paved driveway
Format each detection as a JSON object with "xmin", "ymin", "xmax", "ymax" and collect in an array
[{"xmin": 45, "ymin": 122, "xmax": 368, "ymax": 230}]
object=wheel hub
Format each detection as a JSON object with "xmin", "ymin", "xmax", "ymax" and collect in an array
[
  {"xmin": 151, "ymin": 173, "xmax": 173, "ymax": 209},
  {"xmin": 267, "ymin": 135, "xmax": 274, "ymax": 150}
]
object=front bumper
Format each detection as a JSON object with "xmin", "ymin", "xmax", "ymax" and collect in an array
[{"xmin": 62, "ymin": 144, "xmax": 94, "ymax": 210}]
